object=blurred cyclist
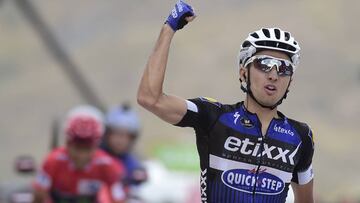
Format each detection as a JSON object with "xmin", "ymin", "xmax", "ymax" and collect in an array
[
  {"xmin": 32, "ymin": 105, "xmax": 127, "ymax": 203},
  {"xmin": 100, "ymin": 104, "xmax": 147, "ymax": 195}
]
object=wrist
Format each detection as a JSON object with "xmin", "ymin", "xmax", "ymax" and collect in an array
[{"xmin": 162, "ymin": 23, "xmax": 176, "ymax": 36}]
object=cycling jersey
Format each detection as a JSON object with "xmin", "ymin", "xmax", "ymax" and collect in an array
[
  {"xmin": 33, "ymin": 147, "xmax": 126, "ymax": 203},
  {"xmin": 175, "ymin": 97, "xmax": 315, "ymax": 203},
  {"xmin": 102, "ymin": 150, "xmax": 146, "ymax": 186}
]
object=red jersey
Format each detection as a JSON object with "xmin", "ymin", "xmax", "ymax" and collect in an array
[{"xmin": 33, "ymin": 147, "xmax": 126, "ymax": 203}]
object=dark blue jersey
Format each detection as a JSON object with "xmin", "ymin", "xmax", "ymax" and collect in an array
[
  {"xmin": 175, "ymin": 97, "xmax": 315, "ymax": 203},
  {"xmin": 118, "ymin": 153, "xmax": 147, "ymax": 186},
  {"xmin": 99, "ymin": 145, "xmax": 147, "ymax": 187}
]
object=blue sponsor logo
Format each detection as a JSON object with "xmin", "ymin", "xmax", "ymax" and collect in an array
[{"xmin": 221, "ymin": 169, "xmax": 285, "ymax": 195}]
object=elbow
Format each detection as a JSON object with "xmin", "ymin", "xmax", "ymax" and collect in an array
[
  {"xmin": 137, "ymin": 94, "xmax": 149, "ymax": 108},
  {"xmin": 137, "ymin": 91, "xmax": 158, "ymax": 110}
]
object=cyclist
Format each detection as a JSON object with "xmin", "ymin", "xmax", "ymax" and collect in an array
[
  {"xmin": 137, "ymin": 1, "xmax": 315, "ymax": 203},
  {"xmin": 100, "ymin": 104, "xmax": 147, "ymax": 194},
  {"xmin": 32, "ymin": 105, "xmax": 127, "ymax": 203}
]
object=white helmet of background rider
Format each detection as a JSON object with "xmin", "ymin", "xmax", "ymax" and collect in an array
[
  {"xmin": 238, "ymin": 27, "xmax": 301, "ymax": 68},
  {"xmin": 105, "ymin": 104, "xmax": 140, "ymax": 136}
]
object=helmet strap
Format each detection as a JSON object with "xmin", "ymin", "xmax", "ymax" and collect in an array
[{"xmin": 240, "ymin": 67, "xmax": 291, "ymax": 110}]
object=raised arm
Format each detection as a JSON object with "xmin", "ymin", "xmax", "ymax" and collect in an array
[{"xmin": 137, "ymin": 1, "xmax": 195, "ymax": 124}]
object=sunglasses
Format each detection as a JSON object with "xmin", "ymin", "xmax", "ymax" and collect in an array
[{"xmin": 244, "ymin": 55, "xmax": 296, "ymax": 76}]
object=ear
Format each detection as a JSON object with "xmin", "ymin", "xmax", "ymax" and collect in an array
[{"xmin": 239, "ymin": 66, "xmax": 248, "ymax": 82}]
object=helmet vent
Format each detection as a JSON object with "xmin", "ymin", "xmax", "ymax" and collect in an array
[
  {"xmin": 274, "ymin": 29, "xmax": 281, "ymax": 39},
  {"xmin": 242, "ymin": 40, "xmax": 252, "ymax": 48},
  {"xmin": 250, "ymin": 32, "xmax": 259, "ymax": 39},
  {"xmin": 254, "ymin": 41, "xmax": 296, "ymax": 52},
  {"xmin": 121, "ymin": 103, "xmax": 131, "ymax": 111},
  {"xmin": 284, "ymin": 32, "xmax": 290, "ymax": 41},
  {"xmin": 262, "ymin": 28, "xmax": 270, "ymax": 38},
  {"xmin": 293, "ymin": 41, "xmax": 298, "ymax": 45}
]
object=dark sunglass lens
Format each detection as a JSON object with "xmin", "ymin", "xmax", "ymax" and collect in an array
[
  {"xmin": 278, "ymin": 63, "xmax": 293, "ymax": 76},
  {"xmin": 253, "ymin": 59, "xmax": 261, "ymax": 69}
]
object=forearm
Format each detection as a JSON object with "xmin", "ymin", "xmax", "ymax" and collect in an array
[{"xmin": 137, "ymin": 24, "xmax": 175, "ymax": 107}]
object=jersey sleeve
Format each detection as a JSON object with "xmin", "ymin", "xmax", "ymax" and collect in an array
[
  {"xmin": 291, "ymin": 125, "xmax": 315, "ymax": 185},
  {"xmin": 32, "ymin": 153, "xmax": 55, "ymax": 191},
  {"xmin": 174, "ymin": 97, "xmax": 222, "ymax": 131}
]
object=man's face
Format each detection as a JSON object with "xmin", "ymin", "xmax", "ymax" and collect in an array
[
  {"xmin": 107, "ymin": 128, "xmax": 134, "ymax": 155},
  {"xmin": 67, "ymin": 143, "xmax": 96, "ymax": 169},
  {"xmin": 240, "ymin": 50, "xmax": 292, "ymax": 107}
]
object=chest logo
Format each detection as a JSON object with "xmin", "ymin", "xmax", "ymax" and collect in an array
[
  {"xmin": 273, "ymin": 124, "xmax": 294, "ymax": 136},
  {"xmin": 77, "ymin": 180, "xmax": 102, "ymax": 195},
  {"xmin": 221, "ymin": 169, "xmax": 285, "ymax": 195},
  {"xmin": 224, "ymin": 136, "xmax": 299, "ymax": 165},
  {"xmin": 233, "ymin": 112, "xmax": 254, "ymax": 128}
]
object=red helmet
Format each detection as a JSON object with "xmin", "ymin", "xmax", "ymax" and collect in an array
[{"xmin": 64, "ymin": 105, "xmax": 104, "ymax": 146}]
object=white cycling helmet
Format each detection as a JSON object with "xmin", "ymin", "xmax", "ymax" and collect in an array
[
  {"xmin": 239, "ymin": 27, "xmax": 301, "ymax": 67},
  {"xmin": 105, "ymin": 104, "xmax": 140, "ymax": 136}
]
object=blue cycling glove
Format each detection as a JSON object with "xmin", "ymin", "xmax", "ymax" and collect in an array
[{"xmin": 166, "ymin": 0, "xmax": 195, "ymax": 31}]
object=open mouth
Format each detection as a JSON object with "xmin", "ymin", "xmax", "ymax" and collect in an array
[{"xmin": 264, "ymin": 85, "xmax": 277, "ymax": 95}]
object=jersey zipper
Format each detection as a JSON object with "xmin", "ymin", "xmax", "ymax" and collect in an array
[
  {"xmin": 251, "ymin": 119, "xmax": 274, "ymax": 203},
  {"xmin": 252, "ymin": 137, "xmax": 264, "ymax": 203}
]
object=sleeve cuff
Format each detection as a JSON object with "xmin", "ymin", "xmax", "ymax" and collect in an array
[{"xmin": 297, "ymin": 164, "xmax": 314, "ymax": 185}]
